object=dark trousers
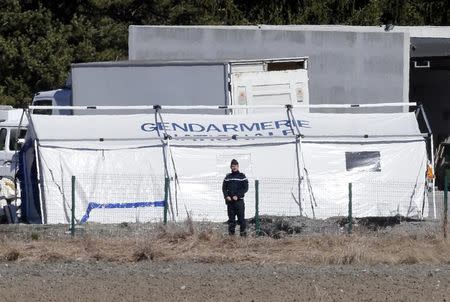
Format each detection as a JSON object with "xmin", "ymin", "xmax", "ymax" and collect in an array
[{"xmin": 226, "ymin": 199, "xmax": 246, "ymax": 234}]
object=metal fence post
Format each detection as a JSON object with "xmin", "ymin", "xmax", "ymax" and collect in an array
[
  {"xmin": 163, "ymin": 177, "xmax": 169, "ymax": 225},
  {"xmin": 255, "ymin": 180, "xmax": 260, "ymax": 236},
  {"xmin": 444, "ymin": 175, "xmax": 448, "ymax": 239},
  {"xmin": 71, "ymin": 175, "xmax": 75, "ymax": 237},
  {"xmin": 348, "ymin": 182, "xmax": 353, "ymax": 235}
]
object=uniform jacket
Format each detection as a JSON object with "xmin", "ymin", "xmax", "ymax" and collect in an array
[{"xmin": 222, "ymin": 171, "xmax": 249, "ymax": 200}]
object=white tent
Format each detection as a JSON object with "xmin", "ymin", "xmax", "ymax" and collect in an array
[{"xmin": 21, "ymin": 110, "xmax": 429, "ymax": 224}]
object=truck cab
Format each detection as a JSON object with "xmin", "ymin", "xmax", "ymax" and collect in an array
[{"xmin": 32, "ymin": 88, "xmax": 72, "ymax": 115}]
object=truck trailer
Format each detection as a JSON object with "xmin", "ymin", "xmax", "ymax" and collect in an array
[{"xmin": 32, "ymin": 57, "xmax": 309, "ymax": 115}]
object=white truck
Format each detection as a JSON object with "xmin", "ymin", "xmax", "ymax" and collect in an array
[{"xmin": 31, "ymin": 57, "xmax": 309, "ymax": 114}]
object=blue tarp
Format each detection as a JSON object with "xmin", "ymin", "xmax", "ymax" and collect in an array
[{"xmin": 19, "ymin": 140, "xmax": 42, "ymax": 223}]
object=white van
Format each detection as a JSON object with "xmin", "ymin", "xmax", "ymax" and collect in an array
[{"xmin": 0, "ymin": 107, "xmax": 27, "ymax": 178}]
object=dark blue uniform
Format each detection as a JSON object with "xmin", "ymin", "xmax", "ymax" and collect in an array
[{"xmin": 222, "ymin": 171, "xmax": 249, "ymax": 235}]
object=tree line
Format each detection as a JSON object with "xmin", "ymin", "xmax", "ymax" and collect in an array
[{"xmin": 0, "ymin": 0, "xmax": 448, "ymax": 107}]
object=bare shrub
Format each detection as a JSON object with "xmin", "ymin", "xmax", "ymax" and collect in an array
[
  {"xmin": 82, "ymin": 235, "xmax": 99, "ymax": 254},
  {"xmin": 131, "ymin": 244, "xmax": 164, "ymax": 262},
  {"xmin": 400, "ymin": 255, "xmax": 419, "ymax": 264},
  {"xmin": 322, "ymin": 239, "xmax": 368, "ymax": 265},
  {"xmin": 185, "ymin": 213, "xmax": 195, "ymax": 235},
  {"xmin": 4, "ymin": 249, "xmax": 19, "ymax": 261},
  {"xmin": 156, "ymin": 218, "xmax": 197, "ymax": 242},
  {"xmin": 197, "ymin": 230, "xmax": 213, "ymax": 242},
  {"xmin": 91, "ymin": 253, "xmax": 104, "ymax": 261},
  {"xmin": 40, "ymin": 252, "xmax": 65, "ymax": 262}
]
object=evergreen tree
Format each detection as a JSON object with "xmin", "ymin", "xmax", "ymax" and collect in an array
[{"xmin": 0, "ymin": 0, "xmax": 448, "ymax": 107}]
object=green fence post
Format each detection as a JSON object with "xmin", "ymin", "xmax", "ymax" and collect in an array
[
  {"xmin": 348, "ymin": 182, "xmax": 353, "ymax": 235},
  {"xmin": 71, "ymin": 175, "xmax": 75, "ymax": 237},
  {"xmin": 255, "ymin": 180, "xmax": 260, "ymax": 236},
  {"xmin": 163, "ymin": 177, "xmax": 169, "ymax": 225},
  {"xmin": 444, "ymin": 175, "xmax": 448, "ymax": 239}
]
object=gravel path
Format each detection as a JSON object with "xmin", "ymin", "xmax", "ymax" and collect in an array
[{"xmin": 0, "ymin": 261, "xmax": 448, "ymax": 302}]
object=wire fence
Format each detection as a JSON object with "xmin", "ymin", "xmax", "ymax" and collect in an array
[{"xmin": 40, "ymin": 174, "xmax": 448, "ymax": 237}]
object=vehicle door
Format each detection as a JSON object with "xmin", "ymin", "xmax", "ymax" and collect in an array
[
  {"xmin": 230, "ymin": 66, "xmax": 309, "ymax": 115},
  {"xmin": 0, "ymin": 128, "xmax": 13, "ymax": 177}
]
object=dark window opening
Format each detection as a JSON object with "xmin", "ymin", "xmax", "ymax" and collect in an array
[
  {"xmin": 0, "ymin": 128, "xmax": 7, "ymax": 151},
  {"xmin": 267, "ymin": 61, "xmax": 305, "ymax": 71},
  {"xmin": 9, "ymin": 128, "xmax": 27, "ymax": 150},
  {"xmin": 32, "ymin": 99, "xmax": 53, "ymax": 115},
  {"xmin": 345, "ymin": 151, "xmax": 381, "ymax": 172},
  {"xmin": 443, "ymin": 111, "xmax": 450, "ymax": 120}
]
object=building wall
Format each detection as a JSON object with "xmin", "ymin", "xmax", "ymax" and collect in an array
[
  {"xmin": 410, "ymin": 56, "xmax": 450, "ymax": 139},
  {"xmin": 129, "ymin": 26, "xmax": 409, "ymax": 113}
]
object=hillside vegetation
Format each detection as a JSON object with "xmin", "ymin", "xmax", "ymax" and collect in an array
[{"xmin": 0, "ymin": 0, "xmax": 448, "ymax": 107}]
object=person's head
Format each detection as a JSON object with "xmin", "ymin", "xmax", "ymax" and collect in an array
[{"xmin": 230, "ymin": 159, "xmax": 239, "ymax": 172}]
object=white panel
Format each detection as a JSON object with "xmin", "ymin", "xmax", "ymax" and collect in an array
[
  {"xmin": 252, "ymin": 93, "xmax": 291, "ymax": 105},
  {"xmin": 30, "ymin": 111, "xmax": 423, "ymax": 147},
  {"xmin": 39, "ymin": 146, "xmax": 166, "ymax": 224},
  {"xmin": 231, "ymin": 69, "xmax": 309, "ymax": 115},
  {"xmin": 169, "ymin": 144, "xmax": 298, "ymax": 221},
  {"xmin": 252, "ymin": 83, "xmax": 291, "ymax": 92},
  {"xmin": 299, "ymin": 141, "xmax": 428, "ymax": 219}
]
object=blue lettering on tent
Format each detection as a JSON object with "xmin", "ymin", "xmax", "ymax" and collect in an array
[
  {"xmin": 141, "ymin": 119, "xmax": 310, "ymax": 134},
  {"xmin": 240, "ymin": 123, "xmax": 260, "ymax": 131},
  {"xmin": 260, "ymin": 121, "xmax": 274, "ymax": 130},
  {"xmin": 275, "ymin": 120, "xmax": 290, "ymax": 129},
  {"xmin": 141, "ymin": 123, "xmax": 156, "ymax": 132},
  {"xmin": 80, "ymin": 201, "xmax": 165, "ymax": 223},
  {"xmin": 173, "ymin": 123, "xmax": 189, "ymax": 132},
  {"xmin": 223, "ymin": 124, "xmax": 238, "ymax": 132},
  {"xmin": 206, "ymin": 124, "xmax": 222, "ymax": 132},
  {"xmin": 188, "ymin": 123, "xmax": 205, "ymax": 132},
  {"xmin": 298, "ymin": 120, "xmax": 310, "ymax": 128},
  {"xmin": 158, "ymin": 122, "xmax": 169, "ymax": 131}
]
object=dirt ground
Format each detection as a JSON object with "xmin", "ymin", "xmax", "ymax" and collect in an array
[
  {"xmin": 0, "ymin": 262, "xmax": 448, "ymax": 302},
  {"xmin": 0, "ymin": 218, "xmax": 449, "ymax": 301}
]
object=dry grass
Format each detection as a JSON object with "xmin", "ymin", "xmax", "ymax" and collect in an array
[{"xmin": 0, "ymin": 223, "xmax": 449, "ymax": 265}]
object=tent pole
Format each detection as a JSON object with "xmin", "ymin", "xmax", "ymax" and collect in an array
[
  {"xmin": 294, "ymin": 137, "xmax": 303, "ymax": 217},
  {"xmin": 419, "ymin": 105, "xmax": 436, "ymax": 219},
  {"xmin": 163, "ymin": 141, "xmax": 175, "ymax": 221},
  {"xmin": 285, "ymin": 105, "xmax": 303, "ymax": 216},
  {"xmin": 431, "ymin": 134, "xmax": 436, "ymax": 219},
  {"xmin": 28, "ymin": 102, "xmax": 418, "ymax": 111},
  {"xmin": 154, "ymin": 106, "xmax": 175, "ymax": 221},
  {"xmin": 33, "ymin": 141, "xmax": 46, "ymax": 224},
  {"xmin": 157, "ymin": 110, "xmax": 180, "ymax": 217},
  {"xmin": 287, "ymin": 106, "xmax": 317, "ymax": 218},
  {"xmin": 158, "ymin": 110, "xmax": 180, "ymax": 218}
]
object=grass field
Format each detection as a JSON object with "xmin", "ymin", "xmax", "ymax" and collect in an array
[{"xmin": 0, "ymin": 218, "xmax": 449, "ymax": 301}]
